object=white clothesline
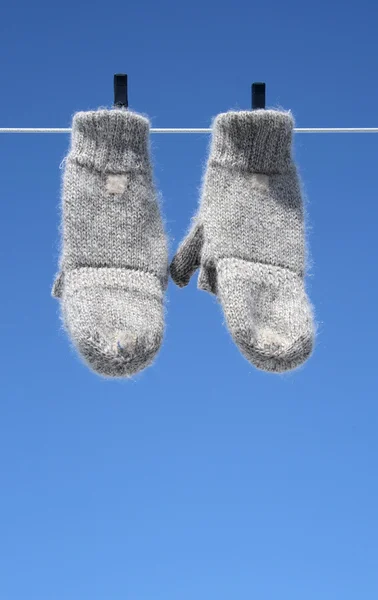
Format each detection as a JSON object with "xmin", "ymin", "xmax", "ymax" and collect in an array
[{"xmin": 0, "ymin": 127, "xmax": 378, "ymax": 134}]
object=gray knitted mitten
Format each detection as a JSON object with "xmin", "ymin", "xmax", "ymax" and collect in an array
[
  {"xmin": 170, "ymin": 110, "xmax": 314, "ymax": 372},
  {"xmin": 52, "ymin": 109, "xmax": 168, "ymax": 377}
]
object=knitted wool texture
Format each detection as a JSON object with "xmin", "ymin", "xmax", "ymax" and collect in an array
[
  {"xmin": 170, "ymin": 109, "xmax": 315, "ymax": 372},
  {"xmin": 52, "ymin": 109, "xmax": 168, "ymax": 377}
]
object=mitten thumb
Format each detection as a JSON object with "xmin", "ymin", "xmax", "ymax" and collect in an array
[{"xmin": 170, "ymin": 223, "xmax": 203, "ymax": 287}]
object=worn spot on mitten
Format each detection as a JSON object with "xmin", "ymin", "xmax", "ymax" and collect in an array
[
  {"xmin": 106, "ymin": 174, "xmax": 128, "ymax": 195},
  {"xmin": 252, "ymin": 174, "xmax": 269, "ymax": 187},
  {"xmin": 115, "ymin": 332, "xmax": 138, "ymax": 355}
]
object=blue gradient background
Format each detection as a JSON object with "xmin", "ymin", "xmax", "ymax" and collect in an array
[{"xmin": 0, "ymin": 1, "xmax": 377, "ymax": 598}]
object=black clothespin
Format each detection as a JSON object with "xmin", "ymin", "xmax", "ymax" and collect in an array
[
  {"xmin": 251, "ymin": 82, "xmax": 266, "ymax": 109},
  {"xmin": 114, "ymin": 74, "xmax": 128, "ymax": 108}
]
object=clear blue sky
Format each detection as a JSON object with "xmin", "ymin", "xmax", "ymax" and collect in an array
[{"xmin": 1, "ymin": 0, "xmax": 378, "ymax": 599}]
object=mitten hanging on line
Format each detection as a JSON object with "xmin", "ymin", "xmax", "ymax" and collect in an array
[
  {"xmin": 171, "ymin": 109, "xmax": 315, "ymax": 372},
  {"xmin": 53, "ymin": 109, "xmax": 168, "ymax": 377}
]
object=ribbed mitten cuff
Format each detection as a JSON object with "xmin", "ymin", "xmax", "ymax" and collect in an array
[
  {"xmin": 210, "ymin": 110, "xmax": 294, "ymax": 174},
  {"xmin": 68, "ymin": 109, "xmax": 150, "ymax": 173}
]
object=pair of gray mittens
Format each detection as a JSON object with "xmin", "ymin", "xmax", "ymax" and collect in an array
[{"xmin": 53, "ymin": 108, "xmax": 314, "ymax": 377}]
